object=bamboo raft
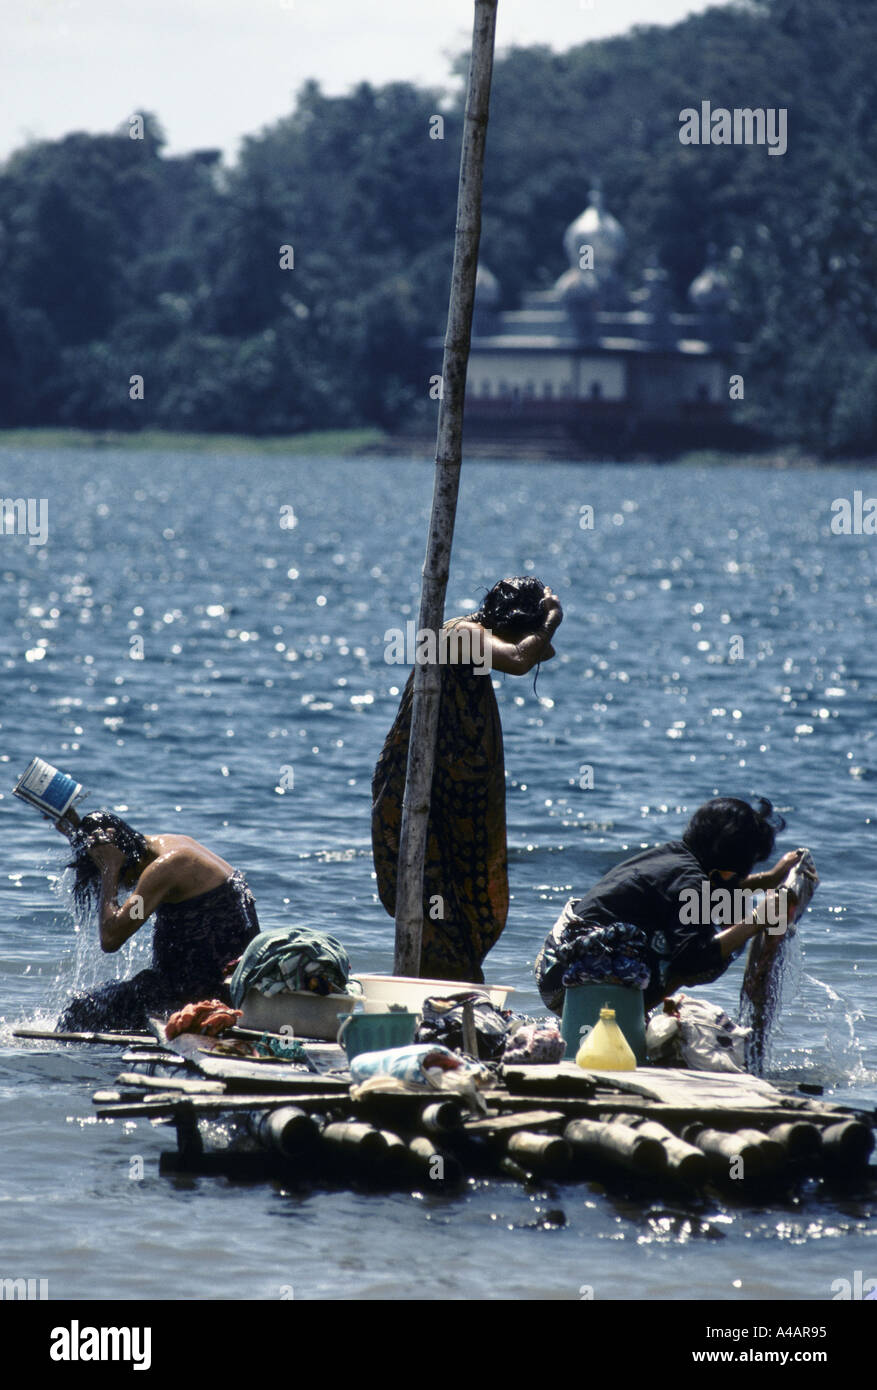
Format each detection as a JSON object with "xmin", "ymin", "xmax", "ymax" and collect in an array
[{"xmin": 14, "ymin": 1023, "xmax": 877, "ymax": 1193}]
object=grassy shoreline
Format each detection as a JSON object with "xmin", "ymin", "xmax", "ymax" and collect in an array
[
  {"xmin": 0, "ymin": 427, "xmax": 389, "ymax": 455},
  {"xmin": 0, "ymin": 427, "xmax": 869, "ymax": 468}
]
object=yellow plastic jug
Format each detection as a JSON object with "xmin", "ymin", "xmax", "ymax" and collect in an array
[{"xmin": 575, "ymin": 1005, "xmax": 637, "ymax": 1071}]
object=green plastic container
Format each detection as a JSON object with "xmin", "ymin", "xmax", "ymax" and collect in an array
[
  {"xmin": 561, "ymin": 983, "xmax": 647, "ymax": 1064},
  {"xmin": 336, "ymin": 1009, "xmax": 418, "ymax": 1061}
]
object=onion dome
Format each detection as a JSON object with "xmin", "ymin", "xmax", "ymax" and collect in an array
[
  {"xmin": 688, "ymin": 245, "xmax": 730, "ymax": 311},
  {"xmin": 562, "ymin": 184, "xmax": 626, "ymax": 272},
  {"xmin": 554, "ymin": 265, "xmax": 599, "ymax": 305}
]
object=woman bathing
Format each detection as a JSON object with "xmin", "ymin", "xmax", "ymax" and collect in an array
[
  {"xmin": 55, "ymin": 811, "xmax": 260, "ymax": 1033},
  {"xmin": 372, "ymin": 575, "xmax": 563, "ymax": 983}
]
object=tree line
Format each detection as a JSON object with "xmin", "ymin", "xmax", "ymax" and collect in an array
[{"xmin": 0, "ymin": 0, "xmax": 874, "ymax": 455}]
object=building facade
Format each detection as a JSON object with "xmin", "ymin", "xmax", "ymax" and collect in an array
[{"xmin": 433, "ymin": 188, "xmax": 748, "ymax": 453}]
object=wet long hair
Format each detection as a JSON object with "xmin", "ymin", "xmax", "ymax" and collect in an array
[
  {"xmin": 473, "ymin": 575, "xmax": 549, "ymax": 693},
  {"xmin": 474, "ymin": 575, "xmax": 547, "ymax": 634},
  {"xmin": 67, "ymin": 811, "xmax": 151, "ymax": 918},
  {"xmin": 682, "ymin": 797, "xmax": 785, "ymax": 879}
]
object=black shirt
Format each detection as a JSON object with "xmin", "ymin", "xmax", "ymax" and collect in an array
[{"xmin": 535, "ymin": 840, "xmax": 726, "ymax": 1012}]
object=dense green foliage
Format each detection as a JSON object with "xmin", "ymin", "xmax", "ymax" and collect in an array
[{"xmin": 0, "ymin": 0, "xmax": 874, "ymax": 453}]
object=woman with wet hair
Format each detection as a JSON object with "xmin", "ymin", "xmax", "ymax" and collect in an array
[
  {"xmin": 54, "ymin": 811, "xmax": 260, "ymax": 1032},
  {"xmin": 372, "ymin": 575, "xmax": 563, "ymax": 982}
]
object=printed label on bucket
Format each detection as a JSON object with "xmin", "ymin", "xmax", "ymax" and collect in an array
[{"xmin": 13, "ymin": 758, "xmax": 83, "ymax": 818}]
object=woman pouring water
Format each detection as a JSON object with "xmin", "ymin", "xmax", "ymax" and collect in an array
[{"xmin": 53, "ymin": 811, "xmax": 260, "ymax": 1033}]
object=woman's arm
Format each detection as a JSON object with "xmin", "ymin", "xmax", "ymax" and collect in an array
[
  {"xmin": 742, "ymin": 849, "xmax": 817, "ymax": 893},
  {"xmin": 448, "ymin": 591, "xmax": 564, "ymax": 676},
  {"xmin": 89, "ymin": 843, "xmax": 177, "ymax": 952},
  {"xmin": 713, "ymin": 888, "xmax": 795, "ymax": 960}
]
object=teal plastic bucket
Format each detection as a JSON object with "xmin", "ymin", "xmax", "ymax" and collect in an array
[
  {"xmin": 336, "ymin": 1010, "xmax": 418, "ymax": 1061},
  {"xmin": 561, "ymin": 983, "xmax": 647, "ymax": 1064}
]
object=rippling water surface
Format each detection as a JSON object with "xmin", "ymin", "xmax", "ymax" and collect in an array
[{"xmin": 1, "ymin": 449, "xmax": 875, "ymax": 1300}]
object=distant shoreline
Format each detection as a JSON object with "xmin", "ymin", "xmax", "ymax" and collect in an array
[
  {"xmin": 0, "ymin": 427, "xmax": 388, "ymax": 456},
  {"xmin": 0, "ymin": 427, "xmax": 868, "ymax": 468}
]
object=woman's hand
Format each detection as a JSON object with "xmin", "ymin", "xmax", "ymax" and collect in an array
[
  {"xmin": 86, "ymin": 836, "xmax": 125, "ymax": 874},
  {"xmin": 766, "ymin": 849, "xmax": 818, "ymax": 890},
  {"xmin": 539, "ymin": 588, "xmax": 563, "ymax": 633},
  {"xmin": 44, "ymin": 811, "xmax": 81, "ymax": 842}
]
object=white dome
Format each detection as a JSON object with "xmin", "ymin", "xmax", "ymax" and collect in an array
[
  {"xmin": 475, "ymin": 262, "xmax": 501, "ymax": 308},
  {"xmin": 563, "ymin": 186, "xmax": 626, "ymax": 272},
  {"xmin": 554, "ymin": 266, "xmax": 599, "ymax": 303}
]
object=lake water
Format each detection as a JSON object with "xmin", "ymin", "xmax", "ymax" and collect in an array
[{"xmin": 1, "ymin": 448, "xmax": 875, "ymax": 1301}]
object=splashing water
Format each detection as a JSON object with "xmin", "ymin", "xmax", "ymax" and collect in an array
[
  {"xmin": 44, "ymin": 864, "xmax": 153, "ymax": 1024},
  {"xmin": 739, "ymin": 926, "xmax": 803, "ymax": 1075},
  {"xmin": 804, "ymin": 973, "xmax": 871, "ymax": 1087}
]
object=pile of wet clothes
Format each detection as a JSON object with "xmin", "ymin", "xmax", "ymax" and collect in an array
[
  {"xmin": 560, "ymin": 921, "xmax": 651, "ymax": 991},
  {"xmin": 415, "ymin": 991, "xmax": 511, "ymax": 1060},
  {"xmin": 414, "ymin": 992, "xmax": 565, "ymax": 1065},
  {"xmin": 228, "ymin": 927, "xmax": 356, "ymax": 1005}
]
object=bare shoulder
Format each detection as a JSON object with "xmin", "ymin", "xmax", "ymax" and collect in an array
[{"xmin": 148, "ymin": 835, "xmax": 233, "ymax": 876}]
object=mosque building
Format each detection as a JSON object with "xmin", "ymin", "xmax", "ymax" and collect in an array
[{"xmin": 434, "ymin": 186, "xmax": 747, "ymax": 452}]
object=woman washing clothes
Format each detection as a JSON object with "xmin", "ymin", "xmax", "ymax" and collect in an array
[
  {"xmin": 372, "ymin": 575, "xmax": 563, "ymax": 984},
  {"xmin": 54, "ymin": 811, "xmax": 260, "ymax": 1032}
]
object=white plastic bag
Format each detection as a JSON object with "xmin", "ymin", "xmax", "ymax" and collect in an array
[{"xmin": 647, "ymin": 995, "xmax": 750, "ymax": 1073}]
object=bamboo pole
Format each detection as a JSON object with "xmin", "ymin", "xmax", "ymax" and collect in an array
[{"xmin": 393, "ymin": 0, "xmax": 499, "ymax": 975}]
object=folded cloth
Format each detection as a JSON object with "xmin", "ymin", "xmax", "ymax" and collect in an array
[
  {"xmin": 228, "ymin": 927, "xmax": 353, "ymax": 1006},
  {"xmin": 502, "ymin": 1019, "xmax": 565, "ymax": 1064},
  {"xmin": 559, "ymin": 921, "xmax": 651, "ymax": 991}
]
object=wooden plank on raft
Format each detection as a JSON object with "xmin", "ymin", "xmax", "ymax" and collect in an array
[
  {"xmin": 94, "ymin": 1092, "xmax": 348, "ymax": 1119},
  {"xmin": 502, "ymin": 1062, "xmax": 857, "ymax": 1118},
  {"xmin": 122, "ymin": 1049, "xmax": 184, "ymax": 1067},
  {"xmin": 13, "ymin": 1026, "xmax": 159, "ymax": 1047},
  {"xmin": 151, "ymin": 1028, "xmax": 349, "ymax": 1090},
  {"xmin": 583, "ymin": 1067, "xmax": 787, "ymax": 1110},
  {"xmin": 463, "ymin": 1110, "xmax": 568, "ymax": 1137},
  {"xmin": 115, "ymin": 1072, "xmax": 227, "ymax": 1096},
  {"xmin": 502, "ymin": 1064, "xmax": 598, "ymax": 1097}
]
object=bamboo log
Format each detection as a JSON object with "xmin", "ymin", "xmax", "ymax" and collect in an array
[
  {"xmin": 768, "ymin": 1121, "xmax": 822, "ymax": 1160},
  {"xmin": 564, "ymin": 1118, "xmax": 667, "ymax": 1175},
  {"xmin": 507, "ymin": 1131, "xmax": 571, "ymax": 1177},
  {"xmin": 408, "ymin": 1136, "xmax": 464, "ymax": 1185},
  {"xmin": 611, "ymin": 1114, "xmax": 708, "ymax": 1185},
  {"xmin": 499, "ymin": 1155, "xmax": 532, "ymax": 1183},
  {"xmin": 251, "ymin": 1107, "xmax": 319, "ymax": 1159},
  {"xmin": 820, "ymin": 1118, "xmax": 875, "ymax": 1168},
  {"xmin": 393, "ymin": 0, "xmax": 499, "ymax": 975},
  {"xmin": 321, "ymin": 1121, "xmax": 388, "ymax": 1158},
  {"xmin": 420, "ymin": 1100, "xmax": 463, "ymax": 1135},
  {"xmin": 733, "ymin": 1128, "xmax": 786, "ymax": 1173},
  {"xmin": 682, "ymin": 1123, "xmax": 779, "ymax": 1177}
]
